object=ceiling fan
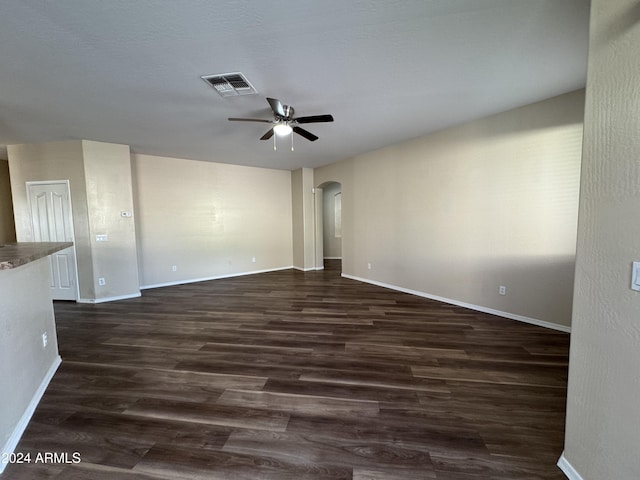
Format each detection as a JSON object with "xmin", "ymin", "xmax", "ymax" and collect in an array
[{"xmin": 228, "ymin": 97, "xmax": 334, "ymax": 142}]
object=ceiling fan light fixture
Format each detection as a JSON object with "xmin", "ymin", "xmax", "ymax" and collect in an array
[{"xmin": 274, "ymin": 122, "xmax": 293, "ymax": 136}]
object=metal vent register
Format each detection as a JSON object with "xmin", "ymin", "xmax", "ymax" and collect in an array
[{"xmin": 201, "ymin": 72, "xmax": 257, "ymax": 97}]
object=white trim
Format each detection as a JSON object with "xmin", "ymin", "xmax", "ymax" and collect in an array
[
  {"xmin": 557, "ymin": 452, "xmax": 584, "ymax": 480},
  {"xmin": 324, "ymin": 257, "xmax": 342, "ymax": 260},
  {"xmin": 341, "ymin": 274, "xmax": 571, "ymax": 333},
  {"xmin": 77, "ymin": 292, "xmax": 142, "ymax": 304},
  {"xmin": 293, "ymin": 266, "xmax": 316, "ymax": 272},
  {"xmin": 140, "ymin": 266, "xmax": 293, "ymax": 290},
  {"xmin": 0, "ymin": 356, "xmax": 61, "ymax": 474}
]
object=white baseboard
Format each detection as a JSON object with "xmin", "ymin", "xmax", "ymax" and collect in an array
[
  {"xmin": 141, "ymin": 266, "xmax": 294, "ymax": 290},
  {"xmin": 77, "ymin": 292, "xmax": 142, "ymax": 304},
  {"xmin": 324, "ymin": 257, "xmax": 342, "ymax": 260},
  {"xmin": 557, "ymin": 452, "xmax": 584, "ymax": 480},
  {"xmin": 0, "ymin": 356, "xmax": 61, "ymax": 474},
  {"xmin": 292, "ymin": 266, "xmax": 316, "ymax": 272},
  {"xmin": 341, "ymin": 274, "xmax": 571, "ymax": 333}
]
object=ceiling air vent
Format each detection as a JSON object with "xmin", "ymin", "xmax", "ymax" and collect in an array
[{"xmin": 201, "ymin": 72, "xmax": 258, "ymax": 97}]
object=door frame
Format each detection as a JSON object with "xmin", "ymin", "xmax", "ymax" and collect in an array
[
  {"xmin": 313, "ymin": 181, "xmax": 343, "ymax": 272},
  {"xmin": 26, "ymin": 180, "xmax": 80, "ymax": 301}
]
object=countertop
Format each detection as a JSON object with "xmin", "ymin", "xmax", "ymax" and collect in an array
[{"xmin": 0, "ymin": 242, "xmax": 74, "ymax": 270}]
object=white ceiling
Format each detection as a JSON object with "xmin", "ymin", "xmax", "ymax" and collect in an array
[{"xmin": 0, "ymin": 0, "xmax": 590, "ymax": 170}]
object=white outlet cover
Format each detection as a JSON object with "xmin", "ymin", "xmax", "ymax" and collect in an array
[{"xmin": 632, "ymin": 262, "xmax": 640, "ymax": 291}]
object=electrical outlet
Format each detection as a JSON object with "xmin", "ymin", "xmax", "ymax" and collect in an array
[
  {"xmin": 499, "ymin": 285, "xmax": 507, "ymax": 296},
  {"xmin": 42, "ymin": 332, "xmax": 48, "ymax": 348},
  {"xmin": 98, "ymin": 277, "xmax": 106, "ymax": 286},
  {"xmin": 367, "ymin": 263, "xmax": 372, "ymax": 270},
  {"xmin": 172, "ymin": 265, "xmax": 177, "ymax": 272},
  {"xmin": 252, "ymin": 257, "xmax": 256, "ymax": 263}
]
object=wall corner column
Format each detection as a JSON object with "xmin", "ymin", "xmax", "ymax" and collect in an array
[{"xmin": 291, "ymin": 167, "xmax": 316, "ymax": 270}]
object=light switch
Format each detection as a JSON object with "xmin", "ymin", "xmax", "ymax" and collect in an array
[
  {"xmin": 632, "ymin": 262, "xmax": 640, "ymax": 291},
  {"xmin": 96, "ymin": 234, "xmax": 108, "ymax": 242}
]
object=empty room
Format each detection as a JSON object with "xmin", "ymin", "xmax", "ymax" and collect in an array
[{"xmin": 1, "ymin": 1, "xmax": 639, "ymax": 479}]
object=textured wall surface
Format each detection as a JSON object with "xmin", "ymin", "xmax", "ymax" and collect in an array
[
  {"xmin": 563, "ymin": 0, "xmax": 640, "ymax": 477},
  {"xmin": 315, "ymin": 90, "xmax": 584, "ymax": 328},
  {"xmin": 0, "ymin": 258, "xmax": 59, "ymax": 461},
  {"xmin": 82, "ymin": 141, "xmax": 140, "ymax": 300},
  {"xmin": 133, "ymin": 154, "xmax": 292, "ymax": 287},
  {"xmin": 291, "ymin": 168, "xmax": 315, "ymax": 270},
  {"xmin": 8, "ymin": 141, "xmax": 93, "ymax": 298},
  {"xmin": 9, "ymin": 140, "xmax": 141, "ymax": 301}
]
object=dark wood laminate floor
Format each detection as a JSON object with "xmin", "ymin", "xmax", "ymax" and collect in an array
[{"xmin": 3, "ymin": 261, "xmax": 570, "ymax": 479}]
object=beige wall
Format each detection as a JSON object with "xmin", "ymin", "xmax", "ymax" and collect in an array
[
  {"xmin": 132, "ymin": 154, "xmax": 292, "ymax": 287},
  {"xmin": 82, "ymin": 141, "xmax": 140, "ymax": 300},
  {"xmin": 8, "ymin": 140, "xmax": 140, "ymax": 301},
  {"xmin": 291, "ymin": 168, "xmax": 304, "ymax": 268},
  {"xmin": 0, "ymin": 257, "xmax": 60, "ymax": 472},
  {"xmin": 322, "ymin": 182, "xmax": 342, "ymax": 258},
  {"xmin": 315, "ymin": 90, "xmax": 584, "ymax": 329},
  {"xmin": 0, "ymin": 159, "xmax": 16, "ymax": 243},
  {"xmin": 8, "ymin": 141, "xmax": 93, "ymax": 298},
  {"xmin": 562, "ymin": 0, "xmax": 640, "ymax": 478},
  {"xmin": 291, "ymin": 167, "xmax": 315, "ymax": 270}
]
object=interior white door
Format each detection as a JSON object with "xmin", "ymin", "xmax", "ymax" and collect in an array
[{"xmin": 27, "ymin": 182, "xmax": 78, "ymax": 301}]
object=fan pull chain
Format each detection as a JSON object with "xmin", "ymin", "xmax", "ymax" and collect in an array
[
  {"xmin": 291, "ymin": 133, "xmax": 294, "ymax": 152},
  {"xmin": 273, "ymin": 134, "xmax": 276, "ymax": 151}
]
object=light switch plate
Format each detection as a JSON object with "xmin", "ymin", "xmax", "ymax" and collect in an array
[{"xmin": 632, "ymin": 262, "xmax": 640, "ymax": 291}]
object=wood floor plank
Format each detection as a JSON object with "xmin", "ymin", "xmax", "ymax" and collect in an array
[
  {"xmin": 222, "ymin": 430, "xmax": 437, "ymax": 473},
  {"xmin": 353, "ymin": 467, "xmax": 437, "ymax": 479},
  {"xmin": 430, "ymin": 451, "xmax": 568, "ymax": 480},
  {"xmin": 411, "ymin": 358, "xmax": 568, "ymax": 388},
  {"xmin": 262, "ymin": 377, "xmax": 426, "ymax": 405},
  {"xmin": 15, "ymin": 421, "xmax": 154, "ymax": 470},
  {"xmin": 285, "ymin": 413, "xmax": 491, "ymax": 457},
  {"xmin": 122, "ymin": 397, "xmax": 291, "ymax": 432},
  {"xmin": 216, "ymin": 389, "xmax": 380, "ymax": 417},
  {"xmin": 58, "ymin": 410, "xmax": 232, "ymax": 451},
  {"xmin": 52, "ymin": 462, "xmax": 175, "ymax": 480},
  {"xmin": 133, "ymin": 444, "xmax": 354, "ymax": 480},
  {"xmin": 345, "ymin": 342, "xmax": 470, "ymax": 362},
  {"xmin": 300, "ymin": 370, "xmax": 452, "ymax": 393},
  {"xmin": 3, "ymin": 260, "xmax": 570, "ymax": 479}
]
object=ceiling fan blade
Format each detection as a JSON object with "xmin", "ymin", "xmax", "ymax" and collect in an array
[
  {"xmin": 260, "ymin": 129, "xmax": 275, "ymax": 140},
  {"xmin": 266, "ymin": 98, "xmax": 286, "ymax": 118},
  {"xmin": 293, "ymin": 126, "xmax": 318, "ymax": 142},
  {"xmin": 294, "ymin": 114, "xmax": 334, "ymax": 124},
  {"xmin": 228, "ymin": 117, "xmax": 272, "ymax": 123}
]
